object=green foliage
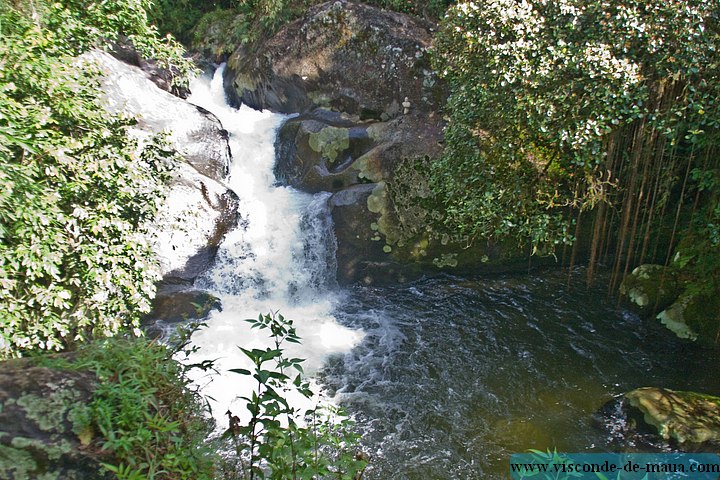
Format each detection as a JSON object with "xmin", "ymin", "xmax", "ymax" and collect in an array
[
  {"xmin": 148, "ymin": 0, "xmax": 235, "ymax": 45},
  {"xmin": 223, "ymin": 312, "xmax": 367, "ymax": 480},
  {"xmin": 232, "ymin": 0, "xmax": 313, "ymax": 46},
  {"xmin": 431, "ymin": 0, "xmax": 720, "ymax": 256},
  {"xmin": 0, "ymin": 1, "xmax": 192, "ymax": 357},
  {"xmin": 363, "ymin": 0, "xmax": 454, "ymax": 19},
  {"xmin": 42, "ymin": 334, "xmax": 217, "ymax": 479},
  {"xmin": 40, "ymin": 0, "xmax": 195, "ymax": 88},
  {"xmin": 191, "ymin": 8, "xmax": 248, "ymax": 59}
]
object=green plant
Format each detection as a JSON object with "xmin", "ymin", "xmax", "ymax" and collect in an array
[
  {"xmin": 223, "ymin": 312, "xmax": 367, "ymax": 480},
  {"xmin": 77, "ymin": 335, "xmax": 217, "ymax": 479},
  {"xmin": 430, "ymin": 0, "xmax": 719, "ymax": 287},
  {"xmin": 0, "ymin": 0, "xmax": 193, "ymax": 357},
  {"xmin": 32, "ymin": 332, "xmax": 218, "ymax": 480}
]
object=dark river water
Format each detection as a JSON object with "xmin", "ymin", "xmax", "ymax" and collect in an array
[
  {"xmin": 183, "ymin": 67, "xmax": 720, "ymax": 480},
  {"xmin": 322, "ymin": 269, "xmax": 720, "ymax": 479}
]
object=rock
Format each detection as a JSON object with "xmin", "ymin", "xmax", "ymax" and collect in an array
[
  {"xmin": 152, "ymin": 162, "xmax": 239, "ymax": 283},
  {"xmin": 274, "ymin": 109, "xmax": 446, "ymax": 283},
  {"xmin": 656, "ymin": 293, "xmax": 698, "ymax": 341},
  {"xmin": 619, "ymin": 264, "xmax": 681, "ymax": 314},
  {"xmin": 149, "ymin": 288, "xmax": 222, "ymax": 324},
  {"xmin": 110, "ymin": 36, "xmax": 191, "ymax": 98},
  {"xmin": 618, "ymin": 264, "xmax": 720, "ymax": 344},
  {"xmin": 329, "ymin": 184, "xmax": 399, "ymax": 284},
  {"xmin": 84, "ymin": 50, "xmax": 231, "ymax": 182},
  {"xmin": 80, "ymin": 50, "xmax": 239, "ymax": 283},
  {"xmin": 627, "ymin": 387, "xmax": 720, "ymax": 447},
  {"xmin": 224, "ymin": 0, "xmax": 444, "ymax": 118},
  {"xmin": 0, "ymin": 358, "xmax": 107, "ymax": 480},
  {"xmin": 594, "ymin": 388, "xmax": 720, "ymax": 450},
  {"xmin": 275, "ymin": 110, "xmax": 373, "ymax": 193},
  {"xmin": 657, "ymin": 292, "xmax": 720, "ymax": 344}
]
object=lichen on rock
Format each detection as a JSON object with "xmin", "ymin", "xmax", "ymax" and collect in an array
[{"xmin": 625, "ymin": 387, "xmax": 720, "ymax": 447}]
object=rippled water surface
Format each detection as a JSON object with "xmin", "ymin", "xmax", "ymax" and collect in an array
[
  {"xmin": 324, "ymin": 270, "xmax": 720, "ymax": 479},
  {"xmin": 180, "ymin": 66, "xmax": 720, "ymax": 480}
]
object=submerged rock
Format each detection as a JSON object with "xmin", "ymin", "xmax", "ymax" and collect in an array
[
  {"xmin": 224, "ymin": 0, "xmax": 443, "ymax": 118},
  {"xmin": 81, "ymin": 51, "xmax": 238, "ymax": 284},
  {"xmin": 595, "ymin": 387, "xmax": 720, "ymax": 450}
]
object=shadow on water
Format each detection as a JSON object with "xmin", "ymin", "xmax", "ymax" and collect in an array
[{"xmin": 322, "ymin": 268, "xmax": 720, "ymax": 479}]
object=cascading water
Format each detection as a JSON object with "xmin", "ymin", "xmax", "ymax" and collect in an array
[
  {"xmin": 176, "ymin": 66, "xmax": 720, "ymax": 480},
  {"xmin": 183, "ymin": 66, "xmax": 363, "ymax": 425}
]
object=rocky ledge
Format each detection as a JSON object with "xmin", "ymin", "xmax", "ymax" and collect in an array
[
  {"xmin": 224, "ymin": 0, "xmax": 444, "ymax": 118},
  {"xmin": 595, "ymin": 387, "xmax": 720, "ymax": 451}
]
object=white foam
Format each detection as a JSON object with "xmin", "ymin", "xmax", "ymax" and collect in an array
[{"xmin": 179, "ymin": 66, "xmax": 364, "ymax": 428}]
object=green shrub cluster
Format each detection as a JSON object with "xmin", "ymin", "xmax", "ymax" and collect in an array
[
  {"xmin": 37, "ymin": 335, "xmax": 217, "ymax": 479},
  {"xmin": 0, "ymin": 1, "xmax": 193, "ymax": 357},
  {"xmin": 431, "ymin": 0, "xmax": 719, "ymax": 256}
]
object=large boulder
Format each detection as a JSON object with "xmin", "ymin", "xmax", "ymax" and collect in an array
[
  {"xmin": 275, "ymin": 108, "xmax": 529, "ymax": 283},
  {"xmin": 81, "ymin": 51, "xmax": 239, "ymax": 284},
  {"xmin": 224, "ymin": 0, "xmax": 443, "ymax": 118},
  {"xmin": 275, "ymin": 108, "xmax": 450, "ymax": 283},
  {"xmin": 0, "ymin": 358, "xmax": 107, "ymax": 480},
  {"xmin": 595, "ymin": 387, "xmax": 720, "ymax": 450}
]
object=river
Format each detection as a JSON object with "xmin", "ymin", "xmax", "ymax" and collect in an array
[{"xmin": 183, "ymin": 66, "xmax": 720, "ymax": 479}]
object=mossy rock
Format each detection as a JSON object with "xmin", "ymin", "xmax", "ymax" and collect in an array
[
  {"xmin": 223, "ymin": 0, "xmax": 444, "ymax": 116},
  {"xmin": 656, "ymin": 292, "xmax": 720, "ymax": 345},
  {"xmin": 619, "ymin": 264, "xmax": 682, "ymax": 314},
  {"xmin": 0, "ymin": 359, "xmax": 107, "ymax": 480},
  {"xmin": 624, "ymin": 387, "xmax": 720, "ymax": 448}
]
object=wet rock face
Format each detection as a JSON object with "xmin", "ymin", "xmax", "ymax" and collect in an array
[
  {"xmin": 275, "ymin": 108, "xmax": 445, "ymax": 284},
  {"xmin": 148, "ymin": 289, "xmax": 222, "ymax": 324},
  {"xmin": 594, "ymin": 387, "xmax": 720, "ymax": 451},
  {"xmin": 0, "ymin": 359, "xmax": 107, "ymax": 480},
  {"xmin": 224, "ymin": 0, "xmax": 444, "ymax": 118},
  {"xmin": 110, "ymin": 36, "xmax": 190, "ymax": 99},
  {"xmin": 82, "ymin": 50, "xmax": 239, "ymax": 284}
]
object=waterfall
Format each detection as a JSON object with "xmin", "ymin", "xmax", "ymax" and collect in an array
[{"xmin": 182, "ymin": 65, "xmax": 363, "ymax": 425}]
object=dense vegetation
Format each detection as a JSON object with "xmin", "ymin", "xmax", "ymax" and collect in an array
[
  {"xmin": 429, "ymin": 0, "xmax": 719, "ymax": 337},
  {"xmin": 0, "ymin": 0, "xmax": 197, "ymax": 357}
]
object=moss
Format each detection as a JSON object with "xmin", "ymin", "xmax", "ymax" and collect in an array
[
  {"xmin": 10, "ymin": 437, "xmax": 72, "ymax": 462},
  {"xmin": 308, "ymin": 126, "xmax": 350, "ymax": 163},
  {"xmin": 16, "ymin": 382, "xmax": 85, "ymax": 434},
  {"xmin": 0, "ymin": 443, "xmax": 43, "ymax": 480}
]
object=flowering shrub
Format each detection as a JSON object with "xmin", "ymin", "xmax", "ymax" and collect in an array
[
  {"xmin": 430, "ymin": 0, "xmax": 719, "ymax": 255},
  {"xmin": 0, "ymin": 2, "xmax": 186, "ymax": 356}
]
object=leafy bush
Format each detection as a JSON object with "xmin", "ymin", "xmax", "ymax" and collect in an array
[
  {"xmin": 222, "ymin": 312, "xmax": 368, "ymax": 480},
  {"xmin": 39, "ymin": 334, "xmax": 218, "ymax": 480},
  {"xmin": 431, "ymin": 0, "xmax": 719, "ymax": 263},
  {"xmin": 0, "ymin": 1, "xmax": 192, "ymax": 357}
]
